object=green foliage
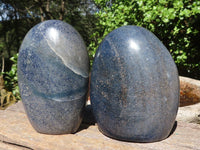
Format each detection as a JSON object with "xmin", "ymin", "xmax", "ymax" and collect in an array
[
  {"xmin": 3, "ymin": 53, "xmax": 20, "ymax": 100},
  {"xmin": 89, "ymin": 0, "xmax": 200, "ymax": 79},
  {"xmin": 0, "ymin": 0, "xmax": 97, "ymax": 54}
]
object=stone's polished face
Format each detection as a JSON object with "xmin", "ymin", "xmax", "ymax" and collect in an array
[
  {"xmin": 18, "ymin": 20, "xmax": 89, "ymax": 134},
  {"xmin": 90, "ymin": 25, "xmax": 180, "ymax": 142}
]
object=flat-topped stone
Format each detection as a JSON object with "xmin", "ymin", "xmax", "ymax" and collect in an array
[{"xmin": 0, "ymin": 101, "xmax": 200, "ymax": 150}]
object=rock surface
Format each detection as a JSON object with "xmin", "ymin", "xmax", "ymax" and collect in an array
[
  {"xmin": 177, "ymin": 76, "xmax": 200, "ymax": 124},
  {"xmin": 0, "ymin": 101, "xmax": 200, "ymax": 150},
  {"xmin": 18, "ymin": 20, "xmax": 89, "ymax": 134},
  {"xmin": 179, "ymin": 76, "xmax": 200, "ymax": 107},
  {"xmin": 91, "ymin": 25, "xmax": 179, "ymax": 142},
  {"xmin": 177, "ymin": 102, "xmax": 200, "ymax": 124}
]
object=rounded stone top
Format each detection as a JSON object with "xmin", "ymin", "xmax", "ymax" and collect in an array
[
  {"xmin": 20, "ymin": 20, "xmax": 89, "ymax": 78},
  {"xmin": 18, "ymin": 20, "xmax": 89, "ymax": 102}
]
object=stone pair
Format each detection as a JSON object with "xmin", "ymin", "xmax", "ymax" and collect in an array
[{"xmin": 18, "ymin": 20, "xmax": 179, "ymax": 142}]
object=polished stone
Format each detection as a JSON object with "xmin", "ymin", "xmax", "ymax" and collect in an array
[
  {"xmin": 18, "ymin": 20, "xmax": 89, "ymax": 134},
  {"xmin": 90, "ymin": 25, "xmax": 180, "ymax": 142}
]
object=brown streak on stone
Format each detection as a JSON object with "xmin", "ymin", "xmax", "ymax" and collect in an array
[
  {"xmin": 121, "ymin": 84, "xmax": 128, "ymax": 106},
  {"xmin": 107, "ymin": 39, "xmax": 128, "ymax": 106}
]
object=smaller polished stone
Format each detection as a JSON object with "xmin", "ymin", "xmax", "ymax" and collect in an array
[
  {"xmin": 90, "ymin": 25, "xmax": 180, "ymax": 142},
  {"xmin": 18, "ymin": 20, "xmax": 89, "ymax": 134}
]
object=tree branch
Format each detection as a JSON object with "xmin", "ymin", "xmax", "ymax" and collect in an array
[{"xmin": 1, "ymin": 54, "xmax": 4, "ymax": 73}]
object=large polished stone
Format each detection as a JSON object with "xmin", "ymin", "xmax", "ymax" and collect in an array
[
  {"xmin": 18, "ymin": 20, "xmax": 89, "ymax": 134},
  {"xmin": 90, "ymin": 25, "xmax": 180, "ymax": 142}
]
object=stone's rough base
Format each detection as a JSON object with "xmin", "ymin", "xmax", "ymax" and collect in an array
[
  {"xmin": 91, "ymin": 25, "xmax": 180, "ymax": 142},
  {"xmin": 18, "ymin": 20, "xmax": 89, "ymax": 134},
  {"xmin": 0, "ymin": 102, "xmax": 200, "ymax": 150},
  {"xmin": 22, "ymin": 96, "xmax": 86, "ymax": 134}
]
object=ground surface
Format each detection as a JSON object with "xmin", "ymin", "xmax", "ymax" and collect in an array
[{"xmin": 0, "ymin": 101, "xmax": 200, "ymax": 150}]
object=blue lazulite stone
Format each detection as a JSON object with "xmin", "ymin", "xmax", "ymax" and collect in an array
[
  {"xmin": 18, "ymin": 20, "xmax": 89, "ymax": 134},
  {"xmin": 90, "ymin": 25, "xmax": 179, "ymax": 142}
]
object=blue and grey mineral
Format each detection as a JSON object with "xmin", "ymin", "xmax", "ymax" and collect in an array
[
  {"xmin": 90, "ymin": 25, "xmax": 179, "ymax": 142},
  {"xmin": 18, "ymin": 20, "xmax": 89, "ymax": 134}
]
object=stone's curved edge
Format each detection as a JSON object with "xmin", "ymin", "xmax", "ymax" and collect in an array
[
  {"xmin": 96, "ymin": 124, "xmax": 172, "ymax": 143},
  {"xmin": 22, "ymin": 94, "xmax": 86, "ymax": 135},
  {"xmin": 179, "ymin": 76, "xmax": 200, "ymax": 107},
  {"xmin": 19, "ymin": 20, "xmax": 89, "ymax": 78},
  {"xmin": 42, "ymin": 21, "xmax": 89, "ymax": 78}
]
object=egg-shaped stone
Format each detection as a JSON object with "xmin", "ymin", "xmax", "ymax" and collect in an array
[
  {"xmin": 18, "ymin": 20, "xmax": 89, "ymax": 134},
  {"xmin": 90, "ymin": 25, "xmax": 179, "ymax": 142}
]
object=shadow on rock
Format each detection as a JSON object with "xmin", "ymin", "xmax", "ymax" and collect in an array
[
  {"xmin": 77, "ymin": 104, "xmax": 96, "ymax": 132},
  {"xmin": 168, "ymin": 121, "xmax": 178, "ymax": 138}
]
